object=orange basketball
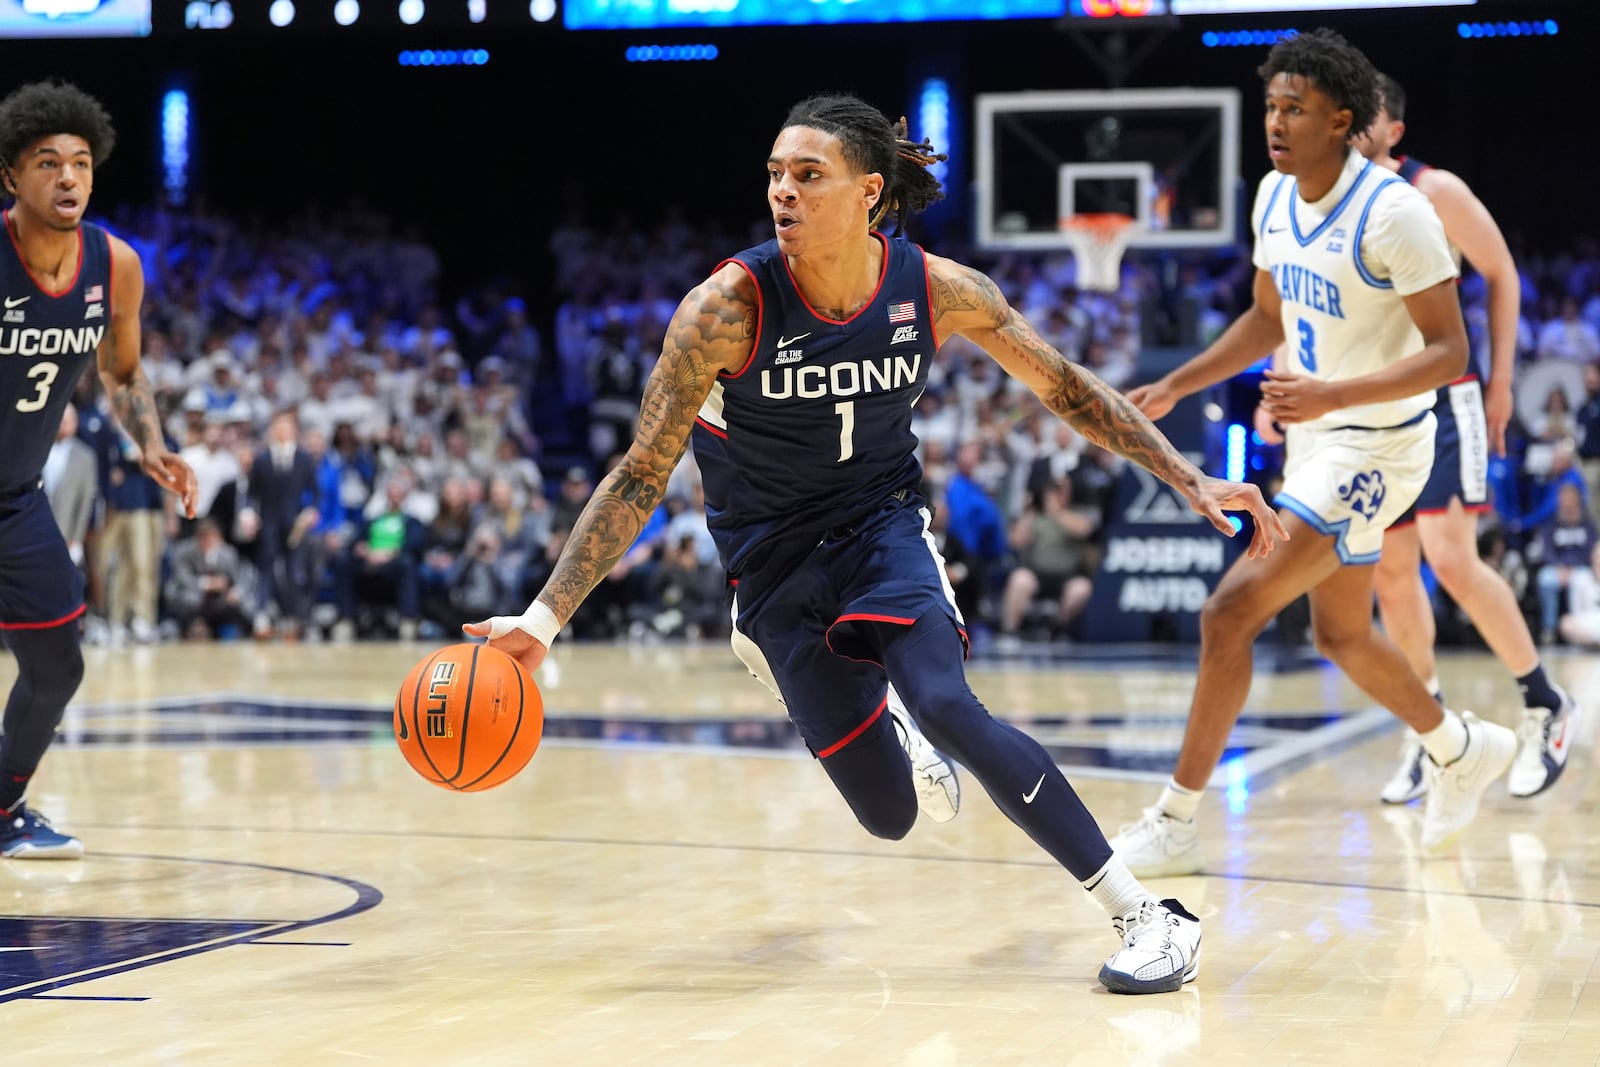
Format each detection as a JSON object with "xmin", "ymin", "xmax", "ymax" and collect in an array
[{"xmin": 394, "ymin": 643, "xmax": 543, "ymax": 792}]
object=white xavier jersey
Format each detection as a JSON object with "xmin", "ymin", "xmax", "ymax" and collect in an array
[{"xmin": 1251, "ymin": 149, "xmax": 1457, "ymax": 431}]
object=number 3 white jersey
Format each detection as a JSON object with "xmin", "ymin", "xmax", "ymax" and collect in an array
[{"xmin": 1251, "ymin": 149, "xmax": 1457, "ymax": 432}]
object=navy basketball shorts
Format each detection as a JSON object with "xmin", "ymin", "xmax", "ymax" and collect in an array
[
  {"xmin": 731, "ymin": 497, "xmax": 966, "ymax": 757},
  {"xmin": 1392, "ymin": 375, "xmax": 1491, "ymax": 528},
  {"xmin": 0, "ymin": 488, "xmax": 86, "ymax": 631}
]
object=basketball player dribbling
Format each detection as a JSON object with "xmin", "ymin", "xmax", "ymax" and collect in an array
[
  {"xmin": 0, "ymin": 80, "xmax": 198, "ymax": 858},
  {"xmin": 467, "ymin": 92, "xmax": 1290, "ymax": 993},
  {"xmin": 1112, "ymin": 29, "xmax": 1520, "ymax": 876},
  {"xmin": 1355, "ymin": 74, "xmax": 1577, "ymax": 806}
]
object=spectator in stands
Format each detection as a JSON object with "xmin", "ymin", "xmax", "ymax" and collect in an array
[
  {"xmin": 491, "ymin": 296, "xmax": 543, "ymax": 390},
  {"xmin": 552, "ymin": 466, "xmax": 593, "ymax": 536},
  {"xmin": 999, "ymin": 478, "xmax": 1099, "ymax": 643},
  {"xmin": 1514, "ymin": 438, "xmax": 1589, "ymax": 537},
  {"xmin": 1576, "ymin": 361, "xmax": 1600, "ymax": 509},
  {"xmin": 332, "ymin": 474, "xmax": 425, "ymax": 642},
  {"xmin": 587, "ymin": 312, "xmax": 647, "ymax": 461},
  {"xmin": 178, "ymin": 418, "xmax": 242, "ymax": 534},
  {"xmin": 248, "ymin": 411, "xmax": 321, "ymax": 641},
  {"xmin": 943, "ymin": 441, "xmax": 1009, "ymax": 623},
  {"xmin": 1537, "ymin": 296, "xmax": 1600, "ymax": 364},
  {"xmin": 43, "ymin": 403, "xmax": 96, "ymax": 572},
  {"xmin": 1555, "ymin": 541, "xmax": 1600, "ymax": 647},
  {"xmin": 99, "ymin": 424, "xmax": 174, "ymax": 646},
  {"xmin": 420, "ymin": 477, "xmax": 475, "ymax": 625},
  {"xmin": 321, "ymin": 421, "xmax": 376, "ymax": 541},
  {"xmin": 476, "ymin": 476, "xmax": 545, "ymax": 611},
  {"xmin": 1534, "ymin": 482, "xmax": 1598, "ymax": 644},
  {"xmin": 164, "ymin": 518, "xmax": 255, "ymax": 641}
]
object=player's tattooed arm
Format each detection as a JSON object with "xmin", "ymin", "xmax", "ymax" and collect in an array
[
  {"xmin": 96, "ymin": 238, "xmax": 165, "ymax": 455},
  {"xmin": 930, "ymin": 255, "xmax": 1201, "ymax": 495},
  {"xmin": 535, "ymin": 266, "xmax": 756, "ymax": 626}
]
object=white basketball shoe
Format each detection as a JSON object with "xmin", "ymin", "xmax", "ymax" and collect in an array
[
  {"xmin": 1420, "ymin": 712, "xmax": 1517, "ymax": 856},
  {"xmin": 1099, "ymin": 897, "xmax": 1202, "ymax": 994},
  {"xmin": 1109, "ymin": 807, "xmax": 1201, "ymax": 878},
  {"xmin": 1380, "ymin": 731, "xmax": 1428, "ymax": 804},
  {"xmin": 885, "ymin": 687, "xmax": 960, "ymax": 823},
  {"xmin": 1507, "ymin": 686, "xmax": 1579, "ymax": 799}
]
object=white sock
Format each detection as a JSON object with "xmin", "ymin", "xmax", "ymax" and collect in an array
[
  {"xmin": 1419, "ymin": 710, "xmax": 1470, "ymax": 766},
  {"xmin": 1157, "ymin": 779, "xmax": 1202, "ymax": 822},
  {"xmin": 1083, "ymin": 856, "xmax": 1150, "ymax": 920}
]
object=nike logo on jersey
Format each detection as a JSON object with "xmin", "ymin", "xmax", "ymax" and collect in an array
[
  {"xmin": 1267, "ymin": 225, "xmax": 1287, "ymax": 234},
  {"xmin": 1023, "ymin": 773, "xmax": 1046, "ymax": 804},
  {"xmin": 775, "ymin": 332, "xmax": 811, "ymax": 349},
  {"xmin": 3, "ymin": 296, "xmax": 28, "ymax": 309}
]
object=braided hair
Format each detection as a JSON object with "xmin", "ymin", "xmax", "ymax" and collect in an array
[
  {"xmin": 781, "ymin": 93, "xmax": 947, "ymax": 235},
  {"xmin": 0, "ymin": 79, "xmax": 116, "ymax": 175},
  {"xmin": 1258, "ymin": 28, "xmax": 1380, "ymax": 140}
]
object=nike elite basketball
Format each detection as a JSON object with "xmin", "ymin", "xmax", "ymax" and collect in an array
[{"xmin": 395, "ymin": 644, "xmax": 543, "ymax": 792}]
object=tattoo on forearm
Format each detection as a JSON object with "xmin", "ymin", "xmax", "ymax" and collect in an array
[
  {"xmin": 536, "ymin": 276, "xmax": 752, "ymax": 626},
  {"xmin": 996, "ymin": 303, "xmax": 1199, "ymax": 492},
  {"xmin": 107, "ymin": 370, "xmax": 165, "ymax": 454},
  {"xmin": 1042, "ymin": 363, "xmax": 1197, "ymax": 491}
]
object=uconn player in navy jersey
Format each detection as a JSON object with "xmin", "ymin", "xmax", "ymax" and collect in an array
[
  {"xmin": 0, "ymin": 81, "xmax": 197, "ymax": 858},
  {"xmin": 1116, "ymin": 31, "xmax": 1520, "ymax": 875},
  {"xmin": 1357, "ymin": 74, "xmax": 1576, "ymax": 804},
  {"xmin": 468, "ymin": 93, "xmax": 1288, "ymax": 994}
]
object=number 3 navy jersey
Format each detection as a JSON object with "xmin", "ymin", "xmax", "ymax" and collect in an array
[
  {"xmin": 692, "ymin": 232, "xmax": 937, "ymax": 577},
  {"xmin": 0, "ymin": 213, "xmax": 112, "ymax": 495}
]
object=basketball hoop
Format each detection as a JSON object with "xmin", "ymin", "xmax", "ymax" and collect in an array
[{"xmin": 1058, "ymin": 213, "xmax": 1137, "ymax": 293}]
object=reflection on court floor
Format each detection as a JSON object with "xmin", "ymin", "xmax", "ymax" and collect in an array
[{"xmin": 56, "ymin": 692, "xmax": 1393, "ymax": 786}]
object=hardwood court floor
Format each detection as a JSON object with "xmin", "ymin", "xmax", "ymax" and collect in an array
[{"xmin": 0, "ymin": 639, "xmax": 1596, "ymax": 1066}]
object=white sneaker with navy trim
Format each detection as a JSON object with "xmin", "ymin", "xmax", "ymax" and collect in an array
[
  {"xmin": 1380, "ymin": 732, "xmax": 1428, "ymax": 804},
  {"xmin": 1508, "ymin": 686, "xmax": 1579, "ymax": 799},
  {"xmin": 1100, "ymin": 897, "xmax": 1202, "ymax": 994}
]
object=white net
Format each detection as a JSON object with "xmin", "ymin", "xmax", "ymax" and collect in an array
[{"xmin": 1059, "ymin": 214, "xmax": 1137, "ymax": 293}]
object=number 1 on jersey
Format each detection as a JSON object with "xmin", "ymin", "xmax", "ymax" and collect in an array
[
  {"xmin": 1296, "ymin": 317, "xmax": 1317, "ymax": 372},
  {"xmin": 834, "ymin": 400, "xmax": 855, "ymax": 462}
]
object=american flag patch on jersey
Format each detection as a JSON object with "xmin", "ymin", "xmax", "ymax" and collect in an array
[
  {"xmin": 84, "ymin": 285, "xmax": 103, "ymax": 302},
  {"xmin": 887, "ymin": 300, "xmax": 916, "ymax": 323}
]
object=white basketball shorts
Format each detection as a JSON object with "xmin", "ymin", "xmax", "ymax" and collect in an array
[{"xmin": 1276, "ymin": 412, "xmax": 1437, "ymax": 565}]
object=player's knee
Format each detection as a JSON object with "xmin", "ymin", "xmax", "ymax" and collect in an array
[
  {"xmin": 16, "ymin": 631, "xmax": 83, "ymax": 705},
  {"xmin": 897, "ymin": 685, "xmax": 982, "ymax": 754},
  {"xmin": 854, "ymin": 798, "xmax": 917, "ymax": 841},
  {"xmin": 1200, "ymin": 584, "xmax": 1271, "ymax": 643},
  {"xmin": 1426, "ymin": 544, "xmax": 1476, "ymax": 590},
  {"xmin": 1310, "ymin": 619, "xmax": 1363, "ymax": 665}
]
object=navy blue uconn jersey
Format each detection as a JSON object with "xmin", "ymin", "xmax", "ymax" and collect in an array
[
  {"xmin": 0, "ymin": 214, "xmax": 111, "ymax": 495},
  {"xmin": 692, "ymin": 233, "xmax": 936, "ymax": 575}
]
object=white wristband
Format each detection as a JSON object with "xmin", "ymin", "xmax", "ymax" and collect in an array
[{"xmin": 484, "ymin": 601, "xmax": 561, "ymax": 647}]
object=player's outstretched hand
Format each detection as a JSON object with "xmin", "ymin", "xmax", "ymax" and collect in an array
[
  {"xmin": 1126, "ymin": 378, "xmax": 1179, "ymax": 421},
  {"xmin": 1186, "ymin": 476, "xmax": 1291, "ymax": 559},
  {"xmin": 144, "ymin": 447, "xmax": 199, "ymax": 519},
  {"xmin": 462, "ymin": 616, "xmax": 549, "ymax": 675}
]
